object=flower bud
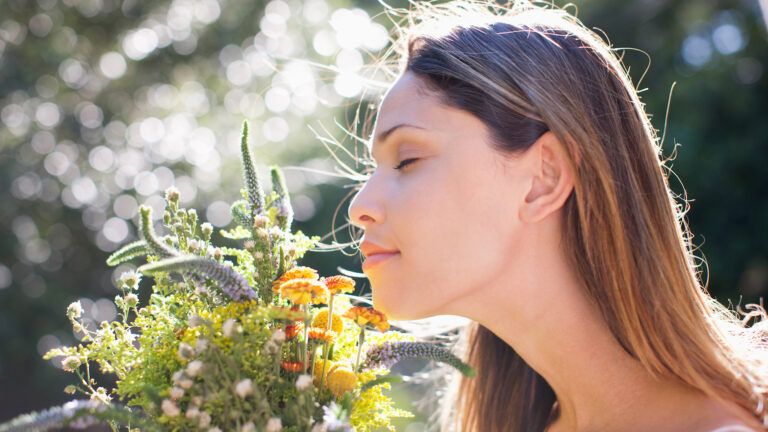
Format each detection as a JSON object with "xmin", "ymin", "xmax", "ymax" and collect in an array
[
  {"xmin": 266, "ymin": 417, "xmax": 283, "ymax": 432},
  {"xmin": 169, "ymin": 387, "xmax": 184, "ymax": 400},
  {"xmin": 161, "ymin": 399, "xmax": 180, "ymax": 417},
  {"xmin": 295, "ymin": 374, "xmax": 313, "ymax": 391},
  {"xmin": 67, "ymin": 301, "xmax": 83, "ymax": 320},
  {"xmin": 234, "ymin": 378, "xmax": 253, "ymax": 399},
  {"xmin": 186, "ymin": 360, "xmax": 204, "ymax": 377},
  {"xmin": 201, "ymin": 222, "xmax": 213, "ymax": 239},
  {"xmin": 62, "ymin": 356, "xmax": 81, "ymax": 371},
  {"xmin": 185, "ymin": 406, "xmax": 200, "ymax": 419},
  {"xmin": 177, "ymin": 342, "xmax": 194, "ymax": 360},
  {"xmin": 164, "ymin": 186, "xmax": 180, "ymax": 204},
  {"xmin": 198, "ymin": 411, "xmax": 211, "ymax": 428}
]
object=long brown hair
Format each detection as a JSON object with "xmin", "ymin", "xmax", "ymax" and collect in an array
[{"xmin": 338, "ymin": 0, "xmax": 768, "ymax": 430}]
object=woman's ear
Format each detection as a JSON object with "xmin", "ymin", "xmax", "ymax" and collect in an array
[{"xmin": 519, "ymin": 131, "xmax": 577, "ymax": 223}]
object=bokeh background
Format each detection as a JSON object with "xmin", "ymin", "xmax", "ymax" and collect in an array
[{"xmin": 0, "ymin": 0, "xmax": 766, "ymax": 429}]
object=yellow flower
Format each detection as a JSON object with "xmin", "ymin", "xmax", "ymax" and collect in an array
[
  {"xmin": 272, "ymin": 266, "xmax": 319, "ymax": 293},
  {"xmin": 311, "ymin": 308, "xmax": 344, "ymax": 334},
  {"xmin": 312, "ymin": 357, "xmax": 333, "ymax": 386},
  {"xmin": 327, "ymin": 365, "xmax": 358, "ymax": 398},
  {"xmin": 321, "ymin": 275, "xmax": 355, "ymax": 295},
  {"xmin": 343, "ymin": 306, "xmax": 390, "ymax": 332},
  {"xmin": 279, "ymin": 278, "xmax": 329, "ymax": 305}
]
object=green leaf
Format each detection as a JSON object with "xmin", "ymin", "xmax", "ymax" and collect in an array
[{"xmin": 219, "ymin": 225, "xmax": 252, "ymax": 240}]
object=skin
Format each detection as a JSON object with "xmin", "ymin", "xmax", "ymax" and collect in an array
[{"xmin": 347, "ymin": 71, "xmax": 763, "ymax": 431}]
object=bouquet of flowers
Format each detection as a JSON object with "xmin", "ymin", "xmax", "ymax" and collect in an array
[{"xmin": 0, "ymin": 121, "xmax": 475, "ymax": 432}]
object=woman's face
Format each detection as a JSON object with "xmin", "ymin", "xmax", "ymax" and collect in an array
[{"xmin": 348, "ymin": 71, "xmax": 534, "ymax": 321}]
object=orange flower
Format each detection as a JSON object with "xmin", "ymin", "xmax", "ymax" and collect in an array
[
  {"xmin": 308, "ymin": 327, "xmax": 337, "ymax": 344},
  {"xmin": 322, "ymin": 275, "xmax": 355, "ymax": 295},
  {"xmin": 281, "ymin": 360, "xmax": 305, "ymax": 373},
  {"xmin": 272, "ymin": 266, "xmax": 319, "ymax": 293},
  {"xmin": 279, "ymin": 278, "xmax": 329, "ymax": 305},
  {"xmin": 343, "ymin": 306, "xmax": 390, "ymax": 332},
  {"xmin": 285, "ymin": 321, "xmax": 304, "ymax": 339}
]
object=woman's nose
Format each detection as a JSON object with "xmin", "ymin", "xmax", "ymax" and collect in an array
[{"xmin": 348, "ymin": 181, "xmax": 384, "ymax": 230}]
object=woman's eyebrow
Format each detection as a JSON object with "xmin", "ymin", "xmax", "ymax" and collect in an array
[{"xmin": 369, "ymin": 124, "xmax": 428, "ymax": 159}]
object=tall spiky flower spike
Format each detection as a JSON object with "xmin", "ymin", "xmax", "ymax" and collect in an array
[
  {"xmin": 363, "ymin": 341, "xmax": 476, "ymax": 377},
  {"xmin": 240, "ymin": 120, "xmax": 266, "ymax": 219},
  {"xmin": 138, "ymin": 256, "xmax": 257, "ymax": 302},
  {"xmin": 270, "ymin": 165, "xmax": 293, "ymax": 232}
]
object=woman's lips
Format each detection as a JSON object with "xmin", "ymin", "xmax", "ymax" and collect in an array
[{"xmin": 362, "ymin": 252, "xmax": 400, "ymax": 271}]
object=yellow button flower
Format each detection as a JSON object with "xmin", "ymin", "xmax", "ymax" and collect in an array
[
  {"xmin": 311, "ymin": 308, "xmax": 344, "ymax": 334},
  {"xmin": 312, "ymin": 357, "xmax": 333, "ymax": 386},
  {"xmin": 272, "ymin": 266, "xmax": 319, "ymax": 293},
  {"xmin": 326, "ymin": 365, "xmax": 358, "ymax": 398},
  {"xmin": 321, "ymin": 275, "xmax": 355, "ymax": 295},
  {"xmin": 343, "ymin": 306, "xmax": 390, "ymax": 332}
]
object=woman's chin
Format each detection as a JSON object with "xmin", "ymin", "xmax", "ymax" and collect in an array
[{"xmin": 372, "ymin": 289, "xmax": 425, "ymax": 321}]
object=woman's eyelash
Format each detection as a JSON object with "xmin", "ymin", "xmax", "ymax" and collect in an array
[{"xmin": 394, "ymin": 158, "xmax": 418, "ymax": 170}]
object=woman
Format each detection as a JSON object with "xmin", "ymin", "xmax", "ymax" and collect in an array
[{"xmin": 344, "ymin": 0, "xmax": 768, "ymax": 431}]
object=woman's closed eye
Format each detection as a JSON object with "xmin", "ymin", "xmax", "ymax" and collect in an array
[{"xmin": 394, "ymin": 158, "xmax": 419, "ymax": 171}]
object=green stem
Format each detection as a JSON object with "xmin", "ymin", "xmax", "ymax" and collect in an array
[
  {"xmin": 354, "ymin": 326, "xmax": 366, "ymax": 373},
  {"xmin": 319, "ymin": 295, "xmax": 335, "ymax": 394},
  {"xmin": 302, "ymin": 304, "xmax": 310, "ymax": 371}
]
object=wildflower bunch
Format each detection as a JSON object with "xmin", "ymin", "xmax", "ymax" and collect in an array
[{"xmin": 2, "ymin": 121, "xmax": 475, "ymax": 432}]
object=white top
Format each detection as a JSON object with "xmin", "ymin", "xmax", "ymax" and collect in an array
[{"xmin": 708, "ymin": 425, "xmax": 761, "ymax": 432}]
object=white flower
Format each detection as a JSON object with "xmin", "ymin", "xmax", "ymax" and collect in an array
[
  {"xmin": 198, "ymin": 411, "xmax": 211, "ymax": 428},
  {"xmin": 191, "ymin": 396, "xmax": 203, "ymax": 406},
  {"xmin": 264, "ymin": 340, "xmax": 279, "ymax": 355},
  {"xmin": 195, "ymin": 338, "xmax": 209, "ymax": 353},
  {"xmin": 271, "ymin": 328, "xmax": 286, "ymax": 343},
  {"xmin": 169, "ymin": 387, "xmax": 184, "ymax": 400},
  {"xmin": 234, "ymin": 378, "xmax": 253, "ymax": 399},
  {"xmin": 311, "ymin": 423, "xmax": 327, "ymax": 432},
  {"xmin": 67, "ymin": 301, "xmax": 83, "ymax": 320},
  {"xmin": 177, "ymin": 342, "xmax": 194, "ymax": 359},
  {"xmin": 178, "ymin": 378, "xmax": 194, "ymax": 389},
  {"xmin": 124, "ymin": 293, "xmax": 139, "ymax": 307},
  {"xmin": 161, "ymin": 399, "xmax": 180, "ymax": 417},
  {"xmin": 222, "ymin": 318, "xmax": 237, "ymax": 337},
  {"xmin": 208, "ymin": 428, "xmax": 222, "ymax": 432},
  {"xmin": 90, "ymin": 387, "xmax": 112, "ymax": 404},
  {"xmin": 240, "ymin": 422, "xmax": 257, "ymax": 432},
  {"xmin": 188, "ymin": 239, "xmax": 200, "ymax": 252},
  {"xmin": 185, "ymin": 406, "xmax": 199, "ymax": 419},
  {"xmin": 201, "ymin": 222, "xmax": 213, "ymax": 237},
  {"xmin": 172, "ymin": 370, "xmax": 184, "ymax": 383},
  {"xmin": 266, "ymin": 417, "xmax": 283, "ymax": 432},
  {"xmin": 186, "ymin": 360, "xmax": 204, "ymax": 377},
  {"xmin": 295, "ymin": 374, "xmax": 313, "ymax": 391}
]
